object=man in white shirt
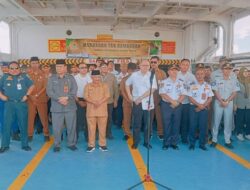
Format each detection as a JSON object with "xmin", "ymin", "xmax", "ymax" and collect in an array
[
  {"xmin": 74, "ymin": 63, "xmax": 92, "ymax": 142},
  {"xmin": 126, "ymin": 60, "xmax": 157, "ymax": 149},
  {"xmin": 177, "ymin": 59, "xmax": 196, "ymax": 144}
]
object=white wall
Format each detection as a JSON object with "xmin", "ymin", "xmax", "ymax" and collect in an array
[
  {"xmin": 0, "ymin": 52, "xmax": 11, "ymax": 61},
  {"xmin": 184, "ymin": 22, "xmax": 210, "ymax": 60},
  {"xmin": 13, "ymin": 24, "xmax": 184, "ymax": 59}
]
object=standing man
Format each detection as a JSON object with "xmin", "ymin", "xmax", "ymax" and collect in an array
[
  {"xmin": 126, "ymin": 60, "xmax": 157, "ymax": 149},
  {"xmin": 120, "ymin": 62, "xmax": 137, "ymax": 140},
  {"xmin": 177, "ymin": 59, "xmax": 196, "ymax": 144},
  {"xmin": 188, "ymin": 64, "xmax": 213, "ymax": 151},
  {"xmin": 100, "ymin": 62, "xmax": 119, "ymax": 139},
  {"xmin": 74, "ymin": 62, "xmax": 92, "ymax": 142},
  {"xmin": 159, "ymin": 64, "xmax": 186, "ymax": 150},
  {"xmin": 211, "ymin": 63, "xmax": 239, "ymax": 149},
  {"xmin": 47, "ymin": 59, "xmax": 78, "ymax": 152},
  {"xmin": 27, "ymin": 57, "xmax": 50, "ymax": 142},
  {"xmin": 84, "ymin": 70, "xmax": 110, "ymax": 152},
  {"xmin": 113, "ymin": 63, "xmax": 128, "ymax": 128},
  {"xmin": 150, "ymin": 56, "xmax": 167, "ymax": 140},
  {"xmin": 0, "ymin": 61, "xmax": 34, "ymax": 153}
]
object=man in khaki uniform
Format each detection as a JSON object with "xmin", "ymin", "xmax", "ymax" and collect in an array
[
  {"xmin": 120, "ymin": 62, "xmax": 137, "ymax": 140},
  {"xmin": 150, "ymin": 56, "xmax": 167, "ymax": 140},
  {"xmin": 27, "ymin": 57, "xmax": 50, "ymax": 141},
  {"xmin": 84, "ymin": 70, "xmax": 110, "ymax": 152},
  {"xmin": 100, "ymin": 62, "xmax": 119, "ymax": 139}
]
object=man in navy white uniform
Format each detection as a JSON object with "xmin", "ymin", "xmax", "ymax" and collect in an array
[
  {"xmin": 125, "ymin": 60, "xmax": 157, "ymax": 149},
  {"xmin": 177, "ymin": 59, "xmax": 196, "ymax": 144},
  {"xmin": 159, "ymin": 64, "xmax": 186, "ymax": 150},
  {"xmin": 188, "ymin": 63, "xmax": 214, "ymax": 151},
  {"xmin": 211, "ymin": 63, "xmax": 239, "ymax": 149}
]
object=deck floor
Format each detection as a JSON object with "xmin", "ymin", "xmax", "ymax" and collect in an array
[{"xmin": 0, "ymin": 126, "xmax": 250, "ymax": 190}]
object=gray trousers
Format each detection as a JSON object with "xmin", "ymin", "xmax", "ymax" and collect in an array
[{"xmin": 52, "ymin": 111, "xmax": 77, "ymax": 147}]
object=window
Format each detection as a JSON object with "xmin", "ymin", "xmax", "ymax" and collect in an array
[
  {"xmin": 233, "ymin": 15, "xmax": 250, "ymax": 54},
  {"xmin": 215, "ymin": 26, "xmax": 223, "ymax": 56},
  {"xmin": 0, "ymin": 21, "xmax": 10, "ymax": 54}
]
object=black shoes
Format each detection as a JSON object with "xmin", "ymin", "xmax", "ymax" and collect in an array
[
  {"xmin": 99, "ymin": 146, "xmax": 108, "ymax": 152},
  {"xmin": 53, "ymin": 147, "xmax": 60, "ymax": 152},
  {"xmin": 131, "ymin": 144, "xmax": 138, "ymax": 149},
  {"xmin": 199, "ymin": 145, "xmax": 208, "ymax": 151},
  {"xmin": 123, "ymin": 135, "xmax": 130, "ymax": 141},
  {"xmin": 162, "ymin": 145, "xmax": 169, "ymax": 150},
  {"xmin": 0, "ymin": 147, "xmax": 9, "ymax": 153},
  {"xmin": 189, "ymin": 145, "xmax": 195, "ymax": 150},
  {"xmin": 170, "ymin": 145, "xmax": 179, "ymax": 150},
  {"xmin": 44, "ymin": 136, "xmax": 50, "ymax": 142},
  {"xmin": 143, "ymin": 143, "xmax": 152, "ymax": 149},
  {"xmin": 68, "ymin": 145, "xmax": 77, "ymax": 151},
  {"xmin": 28, "ymin": 136, "xmax": 33, "ymax": 142},
  {"xmin": 210, "ymin": 142, "xmax": 217, "ymax": 148},
  {"xmin": 86, "ymin": 147, "xmax": 95, "ymax": 152},
  {"xmin": 225, "ymin": 143, "xmax": 234, "ymax": 149},
  {"xmin": 157, "ymin": 135, "xmax": 164, "ymax": 141},
  {"xmin": 22, "ymin": 146, "xmax": 32, "ymax": 151},
  {"xmin": 12, "ymin": 133, "xmax": 21, "ymax": 141}
]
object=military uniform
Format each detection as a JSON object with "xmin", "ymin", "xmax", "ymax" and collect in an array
[
  {"xmin": 46, "ymin": 73, "xmax": 78, "ymax": 150},
  {"xmin": 0, "ymin": 73, "xmax": 33, "ymax": 150},
  {"xmin": 159, "ymin": 75, "xmax": 186, "ymax": 148},
  {"xmin": 177, "ymin": 71, "xmax": 196, "ymax": 143},
  {"xmin": 28, "ymin": 70, "xmax": 49, "ymax": 139},
  {"xmin": 211, "ymin": 64, "xmax": 240, "ymax": 146},
  {"xmin": 188, "ymin": 81, "xmax": 213, "ymax": 149}
]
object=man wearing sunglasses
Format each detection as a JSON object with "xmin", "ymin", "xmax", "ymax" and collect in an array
[
  {"xmin": 150, "ymin": 56, "xmax": 167, "ymax": 140},
  {"xmin": 0, "ymin": 61, "xmax": 34, "ymax": 153}
]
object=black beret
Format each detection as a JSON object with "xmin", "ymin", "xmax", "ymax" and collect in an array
[
  {"xmin": 168, "ymin": 64, "xmax": 179, "ymax": 70},
  {"xmin": 56, "ymin": 59, "xmax": 66, "ymax": 65},
  {"xmin": 196, "ymin": 63, "xmax": 205, "ymax": 69},
  {"xmin": 30, "ymin": 56, "xmax": 39, "ymax": 61},
  {"xmin": 91, "ymin": 70, "xmax": 100, "ymax": 75}
]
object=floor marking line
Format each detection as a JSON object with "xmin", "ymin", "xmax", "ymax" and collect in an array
[
  {"xmin": 127, "ymin": 138, "xmax": 157, "ymax": 190},
  {"xmin": 216, "ymin": 144, "xmax": 250, "ymax": 169},
  {"xmin": 8, "ymin": 137, "xmax": 54, "ymax": 190}
]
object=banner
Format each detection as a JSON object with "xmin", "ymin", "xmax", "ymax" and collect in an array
[
  {"xmin": 48, "ymin": 39, "xmax": 66, "ymax": 53},
  {"xmin": 66, "ymin": 39, "xmax": 151, "ymax": 58},
  {"xmin": 161, "ymin": 41, "xmax": 176, "ymax": 54}
]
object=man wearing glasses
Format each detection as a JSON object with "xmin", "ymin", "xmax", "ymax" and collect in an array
[
  {"xmin": 150, "ymin": 56, "xmax": 167, "ymax": 140},
  {"xmin": 74, "ymin": 63, "xmax": 92, "ymax": 142},
  {"xmin": 0, "ymin": 61, "xmax": 34, "ymax": 153}
]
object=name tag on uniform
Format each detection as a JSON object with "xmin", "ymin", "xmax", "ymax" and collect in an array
[
  {"xmin": 64, "ymin": 85, "xmax": 69, "ymax": 93},
  {"xmin": 201, "ymin": 93, "xmax": 206, "ymax": 100},
  {"xmin": 17, "ymin": 83, "xmax": 22, "ymax": 90}
]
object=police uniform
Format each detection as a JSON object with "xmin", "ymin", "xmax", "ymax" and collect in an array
[
  {"xmin": 46, "ymin": 60, "xmax": 78, "ymax": 151},
  {"xmin": 177, "ymin": 70, "xmax": 196, "ymax": 143},
  {"xmin": 188, "ymin": 79, "xmax": 214, "ymax": 149},
  {"xmin": 126, "ymin": 70, "xmax": 157, "ymax": 148},
  {"xmin": 0, "ymin": 71, "xmax": 33, "ymax": 151},
  {"xmin": 159, "ymin": 66, "xmax": 186, "ymax": 148},
  {"xmin": 211, "ymin": 63, "xmax": 240, "ymax": 146}
]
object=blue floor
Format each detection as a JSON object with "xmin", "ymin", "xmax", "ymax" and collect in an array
[{"xmin": 0, "ymin": 127, "xmax": 250, "ymax": 190}]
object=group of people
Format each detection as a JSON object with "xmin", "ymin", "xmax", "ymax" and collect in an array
[{"xmin": 0, "ymin": 55, "xmax": 249, "ymax": 153}]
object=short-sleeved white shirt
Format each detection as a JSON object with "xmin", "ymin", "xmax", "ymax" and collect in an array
[
  {"xmin": 74, "ymin": 73, "xmax": 92, "ymax": 98},
  {"xmin": 126, "ymin": 70, "xmax": 157, "ymax": 110},
  {"xmin": 211, "ymin": 78, "xmax": 240, "ymax": 100},
  {"xmin": 159, "ymin": 77, "xmax": 186, "ymax": 101},
  {"xmin": 177, "ymin": 71, "xmax": 196, "ymax": 104},
  {"xmin": 188, "ymin": 81, "xmax": 214, "ymax": 104}
]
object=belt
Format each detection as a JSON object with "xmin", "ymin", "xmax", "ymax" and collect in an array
[{"xmin": 77, "ymin": 97, "xmax": 85, "ymax": 101}]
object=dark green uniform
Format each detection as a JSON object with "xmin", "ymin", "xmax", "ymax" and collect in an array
[{"xmin": 0, "ymin": 73, "xmax": 33, "ymax": 149}]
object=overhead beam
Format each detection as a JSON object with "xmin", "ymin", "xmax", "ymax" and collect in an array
[
  {"xmin": 73, "ymin": 0, "xmax": 84, "ymax": 23},
  {"xmin": 9, "ymin": 0, "xmax": 44, "ymax": 25}
]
